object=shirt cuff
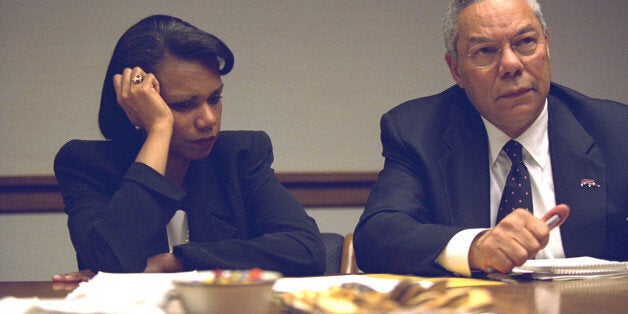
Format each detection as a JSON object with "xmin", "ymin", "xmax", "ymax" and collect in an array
[{"xmin": 436, "ymin": 228, "xmax": 487, "ymax": 277}]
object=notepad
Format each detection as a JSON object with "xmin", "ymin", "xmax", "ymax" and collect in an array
[{"xmin": 512, "ymin": 256, "xmax": 628, "ymax": 280}]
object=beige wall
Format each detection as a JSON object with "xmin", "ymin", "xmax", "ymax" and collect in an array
[{"xmin": 1, "ymin": 0, "xmax": 625, "ymax": 280}]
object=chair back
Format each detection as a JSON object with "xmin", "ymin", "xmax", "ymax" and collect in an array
[
  {"xmin": 341, "ymin": 233, "xmax": 359, "ymax": 274},
  {"xmin": 321, "ymin": 233, "xmax": 344, "ymax": 274}
]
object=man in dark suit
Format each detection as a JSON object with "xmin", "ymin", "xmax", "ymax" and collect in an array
[{"xmin": 354, "ymin": 0, "xmax": 627, "ymax": 277}]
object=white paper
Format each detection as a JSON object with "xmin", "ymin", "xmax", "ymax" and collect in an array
[
  {"xmin": 0, "ymin": 272, "xmax": 196, "ymax": 314},
  {"xmin": 512, "ymin": 256, "xmax": 628, "ymax": 280}
]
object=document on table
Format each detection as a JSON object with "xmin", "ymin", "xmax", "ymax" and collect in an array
[
  {"xmin": 0, "ymin": 271, "xmax": 196, "ymax": 314},
  {"xmin": 512, "ymin": 256, "xmax": 628, "ymax": 280}
]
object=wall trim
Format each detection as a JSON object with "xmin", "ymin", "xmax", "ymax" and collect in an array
[{"xmin": 0, "ymin": 173, "xmax": 378, "ymax": 213}]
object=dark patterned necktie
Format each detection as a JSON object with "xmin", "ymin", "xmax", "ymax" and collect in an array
[{"xmin": 496, "ymin": 140, "xmax": 533, "ymax": 224}]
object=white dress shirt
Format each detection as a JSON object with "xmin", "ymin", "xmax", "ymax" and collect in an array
[
  {"xmin": 166, "ymin": 209, "xmax": 189, "ymax": 253},
  {"xmin": 437, "ymin": 100, "xmax": 565, "ymax": 276}
]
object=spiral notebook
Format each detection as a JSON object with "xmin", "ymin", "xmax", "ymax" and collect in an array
[{"xmin": 512, "ymin": 256, "xmax": 628, "ymax": 280}]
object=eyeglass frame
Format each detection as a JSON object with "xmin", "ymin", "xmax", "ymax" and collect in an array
[{"xmin": 461, "ymin": 31, "xmax": 549, "ymax": 68}]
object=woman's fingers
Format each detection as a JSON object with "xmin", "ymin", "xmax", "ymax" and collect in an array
[{"xmin": 112, "ymin": 67, "xmax": 170, "ymax": 130}]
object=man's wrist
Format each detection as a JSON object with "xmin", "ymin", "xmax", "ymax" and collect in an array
[
  {"xmin": 436, "ymin": 228, "xmax": 488, "ymax": 277},
  {"xmin": 468, "ymin": 230, "xmax": 489, "ymax": 271}
]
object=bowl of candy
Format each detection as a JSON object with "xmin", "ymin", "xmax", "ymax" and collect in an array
[{"xmin": 173, "ymin": 268, "xmax": 282, "ymax": 314}]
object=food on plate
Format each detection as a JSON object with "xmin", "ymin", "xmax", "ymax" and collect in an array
[{"xmin": 279, "ymin": 279, "xmax": 493, "ymax": 313}]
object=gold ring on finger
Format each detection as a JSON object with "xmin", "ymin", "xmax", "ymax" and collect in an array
[{"xmin": 131, "ymin": 74, "xmax": 144, "ymax": 85}]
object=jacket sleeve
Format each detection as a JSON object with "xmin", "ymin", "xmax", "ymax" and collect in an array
[
  {"xmin": 174, "ymin": 132, "xmax": 326, "ymax": 276},
  {"xmin": 354, "ymin": 113, "xmax": 461, "ymax": 276},
  {"xmin": 54, "ymin": 141, "xmax": 185, "ymax": 273}
]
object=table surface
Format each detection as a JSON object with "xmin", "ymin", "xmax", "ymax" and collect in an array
[{"xmin": 1, "ymin": 277, "xmax": 627, "ymax": 313}]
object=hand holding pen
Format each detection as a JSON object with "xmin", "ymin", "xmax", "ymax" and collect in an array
[{"xmin": 469, "ymin": 204, "xmax": 571, "ymax": 274}]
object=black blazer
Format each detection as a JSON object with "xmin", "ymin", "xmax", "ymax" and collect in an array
[
  {"xmin": 54, "ymin": 130, "xmax": 326, "ymax": 276},
  {"xmin": 354, "ymin": 83, "xmax": 627, "ymax": 276}
]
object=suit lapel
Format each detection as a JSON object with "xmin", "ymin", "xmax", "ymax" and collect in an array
[
  {"xmin": 184, "ymin": 160, "xmax": 238, "ymax": 242},
  {"xmin": 439, "ymin": 94, "xmax": 491, "ymax": 228},
  {"xmin": 149, "ymin": 230, "xmax": 170, "ymax": 256},
  {"xmin": 548, "ymin": 98, "xmax": 607, "ymax": 257}
]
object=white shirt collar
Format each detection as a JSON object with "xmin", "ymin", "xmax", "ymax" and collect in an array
[{"xmin": 483, "ymin": 99, "xmax": 549, "ymax": 169}]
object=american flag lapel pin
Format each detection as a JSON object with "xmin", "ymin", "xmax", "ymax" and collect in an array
[{"xmin": 580, "ymin": 178, "xmax": 600, "ymax": 188}]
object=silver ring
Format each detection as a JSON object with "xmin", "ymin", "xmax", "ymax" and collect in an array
[{"xmin": 131, "ymin": 74, "xmax": 144, "ymax": 85}]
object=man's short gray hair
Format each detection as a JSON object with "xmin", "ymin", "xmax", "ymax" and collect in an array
[{"xmin": 443, "ymin": 0, "xmax": 547, "ymax": 57}]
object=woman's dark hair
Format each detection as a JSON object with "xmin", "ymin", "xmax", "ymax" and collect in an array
[{"xmin": 98, "ymin": 15, "xmax": 234, "ymax": 150}]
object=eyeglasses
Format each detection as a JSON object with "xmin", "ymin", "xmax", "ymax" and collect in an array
[{"xmin": 463, "ymin": 32, "xmax": 547, "ymax": 68}]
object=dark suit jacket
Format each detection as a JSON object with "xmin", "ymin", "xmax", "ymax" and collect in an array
[
  {"xmin": 54, "ymin": 131, "xmax": 326, "ymax": 276},
  {"xmin": 354, "ymin": 83, "xmax": 627, "ymax": 276}
]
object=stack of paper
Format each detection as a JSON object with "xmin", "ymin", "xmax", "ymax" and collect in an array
[{"xmin": 512, "ymin": 256, "xmax": 628, "ymax": 280}]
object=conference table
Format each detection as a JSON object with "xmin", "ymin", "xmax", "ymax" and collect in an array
[{"xmin": 1, "ymin": 276, "xmax": 627, "ymax": 313}]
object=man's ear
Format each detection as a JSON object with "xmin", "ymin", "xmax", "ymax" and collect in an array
[{"xmin": 445, "ymin": 52, "xmax": 464, "ymax": 89}]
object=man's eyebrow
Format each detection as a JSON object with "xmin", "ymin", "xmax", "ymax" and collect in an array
[
  {"xmin": 467, "ymin": 35, "xmax": 492, "ymax": 45},
  {"xmin": 466, "ymin": 25, "xmax": 541, "ymax": 45},
  {"xmin": 514, "ymin": 25, "xmax": 541, "ymax": 36}
]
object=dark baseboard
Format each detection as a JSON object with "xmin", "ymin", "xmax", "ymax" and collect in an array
[{"xmin": 0, "ymin": 173, "xmax": 378, "ymax": 213}]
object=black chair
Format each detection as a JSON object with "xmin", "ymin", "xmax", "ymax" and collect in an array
[{"xmin": 321, "ymin": 233, "xmax": 344, "ymax": 274}]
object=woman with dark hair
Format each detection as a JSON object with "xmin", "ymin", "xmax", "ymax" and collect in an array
[{"xmin": 52, "ymin": 15, "xmax": 325, "ymax": 282}]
